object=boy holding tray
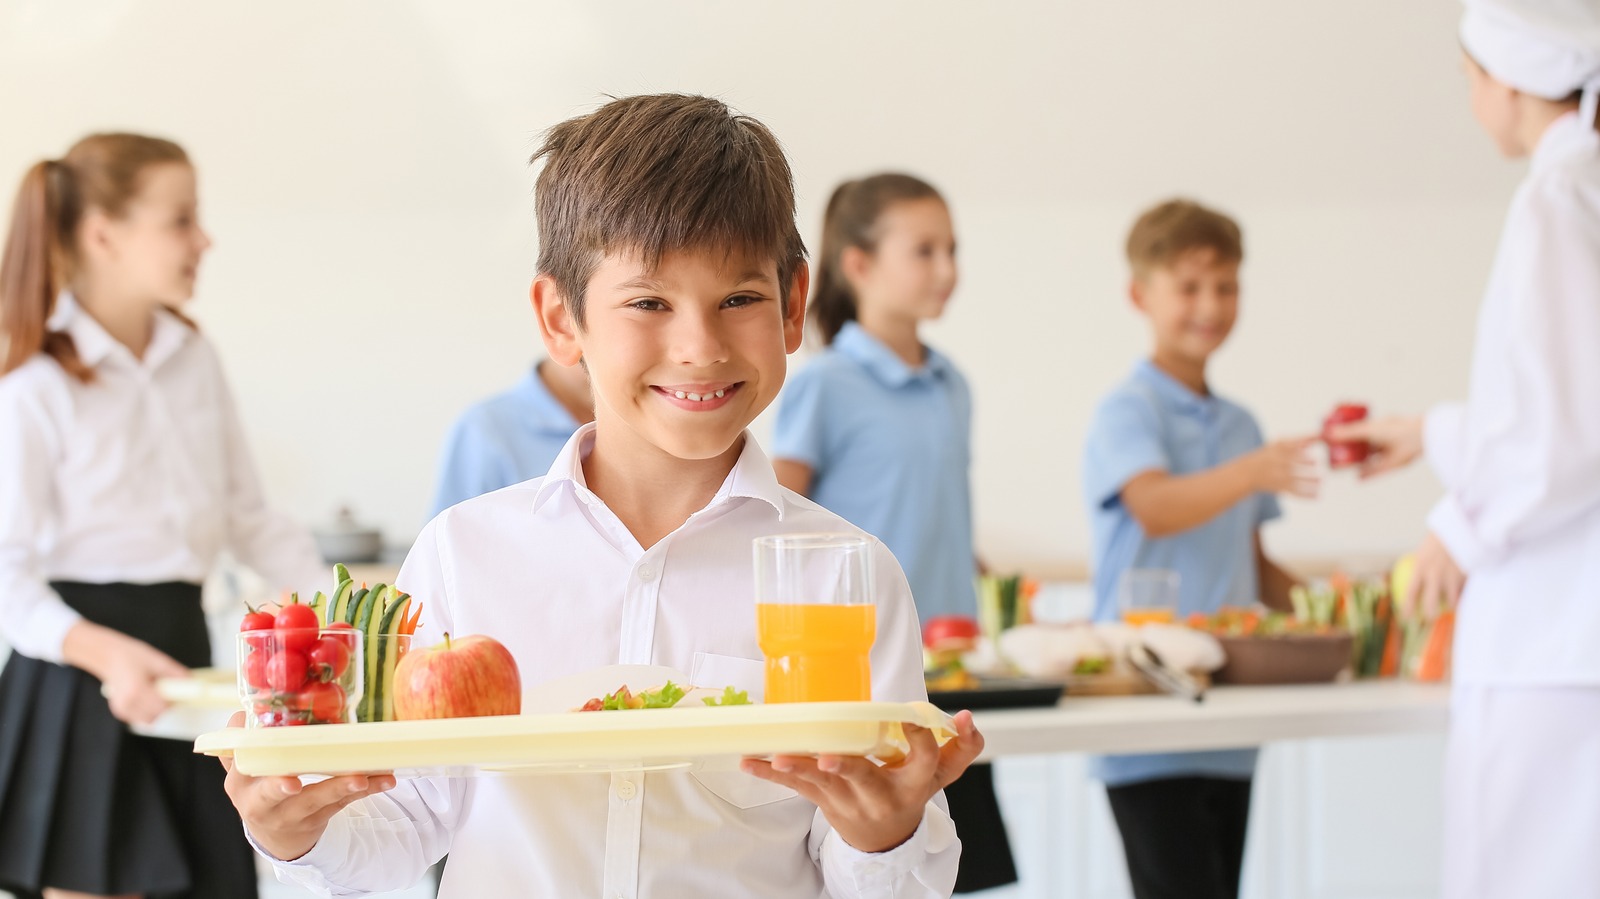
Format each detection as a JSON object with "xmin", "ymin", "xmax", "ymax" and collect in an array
[{"xmin": 222, "ymin": 93, "xmax": 983, "ymax": 898}]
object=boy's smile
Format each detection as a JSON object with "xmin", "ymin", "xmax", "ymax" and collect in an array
[
  {"xmin": 534, "ymin": 247, "xmax": 807, "ymax": 463},
  {"xmin": 1131, "ymin": 247, "xmax": 1240, "ymax": 368}
]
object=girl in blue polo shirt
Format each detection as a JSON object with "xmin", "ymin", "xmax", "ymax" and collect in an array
[{"xmin": 772, "ymin": 173, "xmax": 1010, "ymax": 893}]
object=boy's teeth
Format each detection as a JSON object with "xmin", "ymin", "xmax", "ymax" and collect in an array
[{"xmin": 669, "ymin": 388, "xmax": 728, "ymax": 402}]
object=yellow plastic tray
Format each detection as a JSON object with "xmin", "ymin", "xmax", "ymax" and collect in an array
[{"xmin": 194, "ymin": 701, "xmax": 956, "ymax": 777}]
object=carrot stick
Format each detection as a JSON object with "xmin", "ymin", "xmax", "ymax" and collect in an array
[{"xmin": 1417, "ymin": 610, "xmax": 1456, "ymax": 682}]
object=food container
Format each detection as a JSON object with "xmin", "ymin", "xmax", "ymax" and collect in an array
[
  {"xmin": 1322, "ymin": 403, "xmax": 1371, "ymax": 469},
  {"xmin": 312, "ymin": 507, "xmax": 383, "ymax": 563},
  {"xmin": 1213, "ymin": 633, "xmax": 1353, "ymax": 685},
  {"xmin": 237, "ymin": 627, "xmax": 364, "ymax": 726}
]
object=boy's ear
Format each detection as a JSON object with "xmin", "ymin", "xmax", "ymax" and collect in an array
[
  {"xmin": 1127, "ymin": 277, "xmax": 1147, "ymax": 312},
  {"xmin": 784, "ymin": 261, "xmax": 810, "ymax": 354},
  {"xmin": 531, "ymin": 275, "xmax": 583, "ymax": 366}
]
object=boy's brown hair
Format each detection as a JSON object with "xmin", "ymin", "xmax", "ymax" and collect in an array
[
  {"xmin": 530, "ymin": 94, "xmax": 807, "ymax": 327},
  {"xmin": 1125, "ymin": 199, "xmax": 1243, "ymax": 278}
]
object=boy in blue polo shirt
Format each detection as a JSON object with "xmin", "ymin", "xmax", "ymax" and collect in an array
[
  {"xmin": 1083, "ymin": 199, "xmax": 1317, "ymax": 899},
  {"xmin": 428, "ymin": 359, "xmax": 592, "ymax": 516}
]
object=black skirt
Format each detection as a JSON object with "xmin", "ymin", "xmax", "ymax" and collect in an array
[
  {"xmin": 0, "ymin": 581, "xmax": 258, "ymax": 898},
  {"xmin": 945, "ymin": 763, "xmax": 1020, "ymax": 893}
]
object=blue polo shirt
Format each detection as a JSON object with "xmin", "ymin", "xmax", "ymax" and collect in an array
[
  {"xmin": 1083, "ymin": 360, "xmax": 1281, "ymax": 787},
  {"xmin": 773, "ymin": 322, "xmax": 977, "ymax": 621},
  {"xmin": 429, "ymin": 364, "xmax": 582, "ymax": 517}
]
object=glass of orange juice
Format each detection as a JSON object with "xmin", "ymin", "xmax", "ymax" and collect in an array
[
  {"xmin": 755, "ymin": 533, "xmax": 876, "ymax": 703},
  {"xmin": 1119, "ymin": 569, "xmax": 1180, "ymax": 627}
]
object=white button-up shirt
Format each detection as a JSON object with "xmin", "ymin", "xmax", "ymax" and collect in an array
[
  {"xmin": 0, "ymin": 294, "xmax": 325, "ymax": 662},
  {"xmin": 262, "ymin": 425, "xmax": 960, "ymax": 898},
  {"xmin": 1424, "ymin": 112, "xmax": 1600, "ymax": 685}
]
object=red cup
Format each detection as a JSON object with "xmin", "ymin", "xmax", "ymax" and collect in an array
[{"xmin": 1323, "ymin": 403, "xmax": 1370, "ymax": 469}]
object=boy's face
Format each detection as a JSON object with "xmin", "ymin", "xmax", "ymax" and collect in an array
[
  {"xmin": 533, "ymin": 247, "xmax": 807, "ymax": 462},
  {"xmin": 1130, "ymin": 248, "xmax": 1239, "ymax": 365}
]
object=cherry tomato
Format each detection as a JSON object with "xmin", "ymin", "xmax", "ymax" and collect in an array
[
  {"xmin": 327, "ymin": 621, "xmax": 356, "ymax": 630},
  {"xmin": 308, "ymin": 636, "xmax": 352, "ymax": 681},
  {"xmin": 266, "ymin": 649, "xmax": 310, "ymax": 693},
  {"xmin": 298, "ymin": 681, "xmax": 347, "ymax": 724},
  {"xmin": 243, "ymin": 649, "xmax": 271, "ymax": 690},
  {"xmin": 274, "ymin": 602, "xmax": 320, "ymax": 654},
  {"xmin": 240, "ymin": 606, "xmax": 275, "ymax": 632}
]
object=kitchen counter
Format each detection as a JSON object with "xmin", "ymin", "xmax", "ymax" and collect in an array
[{"xmin": 971, "ymin": 680, "xmax": 1450, "ymax": 759}]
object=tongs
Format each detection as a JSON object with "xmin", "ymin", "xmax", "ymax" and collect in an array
[{"xmin": 1128, "ymin": 642, "xmax": 1206, "ymax": 704}]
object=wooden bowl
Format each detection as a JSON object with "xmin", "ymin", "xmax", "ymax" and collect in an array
[{"xmin": 1213, "ymin": 633, "xmax": 1353, "ymax": 685}]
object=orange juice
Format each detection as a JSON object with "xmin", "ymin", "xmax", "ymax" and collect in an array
[
  {"xmin": 1123, "ymin": 608, "xmax": 1177, "ymax": 627},
  {"xmin": 757, "ymin": 603, "xmax": 876, "ymax": 702}
]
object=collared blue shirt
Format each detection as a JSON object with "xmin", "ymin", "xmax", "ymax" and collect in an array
[
  {"xmin": 1083, "ymin": 359, "xmax": 1282, "ymax": 786},
  {"xmin": 428, "ymin": 364, "xmax": 583, "ymax": 518},
  {"xmin": 772, "ymin": 322, "xmax": 977, "ymax": 621}
]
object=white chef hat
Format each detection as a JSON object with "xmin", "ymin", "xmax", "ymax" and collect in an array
[{"xmin": 1460, "ymin": 0, "xmax": 1600, "ymax": 125}]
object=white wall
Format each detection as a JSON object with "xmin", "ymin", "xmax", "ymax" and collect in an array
[{"xmin": 0, "ymin": 1, "xmax": 1519, "ymax": 572}]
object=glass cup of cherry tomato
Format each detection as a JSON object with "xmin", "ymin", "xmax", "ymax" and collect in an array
[{"xmin": 237, "ymin": 604, "xmax": 363, "ymax": 727}]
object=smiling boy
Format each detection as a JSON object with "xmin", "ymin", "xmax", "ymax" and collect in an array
[{"xmin": 222, "ymin": 94, "xmax": 982, "ymax": 898}]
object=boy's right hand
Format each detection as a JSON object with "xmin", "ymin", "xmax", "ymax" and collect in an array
[
  {"xmin": 219, "ymin": 711, "xmax": 396, "ymax": 862},
  {"xmin": 1245, "ymin": 437, "xmax": 1320, "ymax": 498}
]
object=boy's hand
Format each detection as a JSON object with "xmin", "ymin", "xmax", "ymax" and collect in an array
[
  {"xmin": 218, "ymin": 711, "xmax": 397, "ymax": 862},
  {"xmin": 1245, "ymin": 437, "xmax": 1320, "ymax": 498},
  {"xmin": 740, "ymin": 710, "xmax": 984, "ymax": 854},
  {"xmin": 1407, "ymin": 531, "xmax": 1465, "ymax": 619},
  {"xmin": 1327, "ymin": 415, "xmax": 1423, "ymax": 479}
]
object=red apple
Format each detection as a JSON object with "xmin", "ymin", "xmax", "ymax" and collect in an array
[
  {"xmin": 923, "ymin": 615, "xmax": 981, "ymax": 652},
  {"xmin": 392, "ymin": 633, "xmax": 521, "ymax": 720}
]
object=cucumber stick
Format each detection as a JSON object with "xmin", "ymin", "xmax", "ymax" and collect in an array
[
  {"xmin": 328, "ymin": 580, "xmax": 354, "ymax": 624},
  {"xmin": 355, "ymin": 586, "xmax": 386, "ymax": 721},
  {"xmin": 375, "ymin": 593, "xmax": 411, "ymax": 722}
]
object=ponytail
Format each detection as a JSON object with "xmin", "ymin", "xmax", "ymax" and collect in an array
[
  {"xmin": 0, "ymin": 161, "xmax": 89, "ymax": 380},
  {"xmin": 809, "ymin": 172, "xmax": 942, "ymax": 346},
  {"xmin": 0, "ymin": 133, "xmax": 188, "ymax": 382}
]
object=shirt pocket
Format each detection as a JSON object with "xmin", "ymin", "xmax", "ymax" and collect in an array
[{"xmin": 687, "ymin": 652, "xmax": 798, "ymax": 810}]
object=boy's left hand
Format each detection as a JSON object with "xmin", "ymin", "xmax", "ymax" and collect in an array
[{"xmin": 741, "ymin": 709, "xmax": 984, "ymax": 854}]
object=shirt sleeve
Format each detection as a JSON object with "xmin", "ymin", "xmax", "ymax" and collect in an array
[
  {"xmin": 257, "ymin": 520, "xmax": 469, "ymax": 895},
  {"xmin": 1427, "ymin": 175, "xmax": 1600, "ymax": 573},
  {"xmin": 428, "ymin": 409, "xmax": 509, "ymax": 519},
  {"xmin": 771, "ymin": 363, "xmax": 829, "ymax": 469},
  {"xmin": 807, "ymin": 540, "xmax": 960, "ymax": 897},
  {"xmin": 0, "ymin": 375, "xmax": 81, "ymax": 662},
  {"xmin": 1083, "ymin": 389, "xmax": 1170, "ymax": 511},
  {"xmin": 212, "ymin": 354, "xmax": 326, "ymax": 596}
]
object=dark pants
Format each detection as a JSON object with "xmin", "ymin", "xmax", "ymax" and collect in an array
[{"xmin": 1105, "ymin": 776, "xmax": 1252, "ymax": 899}]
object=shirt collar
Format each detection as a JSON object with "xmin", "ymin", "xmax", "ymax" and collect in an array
[
  {"xmin": 48, "ymin": 291, "xmax": 193, "ymax": 372},
  {"xmin": 1532, "ymin": 111, "xmax": 1600, "ymax": 172},
  {"xmin": 1133, "ymin": 359, "xmax": 1215, "ymax": 416},
  {"xmin": 531, "ymin": 423, "xmax": 787, "ymax": 520},
  {"xmin": 832, "ymin": 321, "xmax": 950, "ymax": 388}
]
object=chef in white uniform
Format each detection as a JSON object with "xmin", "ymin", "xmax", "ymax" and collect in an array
[{"xmin": 1332, "ymin": 1, "xmax": 1600, "ymax": 896}]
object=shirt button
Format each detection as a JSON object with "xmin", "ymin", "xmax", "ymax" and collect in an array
[
  {"xmin": 637, "ymin": 565, "xmax": 656, "ymax": 582},
  {"xmin": 617, "ymin": 780, "xmax": 637, "ymax": 800}
]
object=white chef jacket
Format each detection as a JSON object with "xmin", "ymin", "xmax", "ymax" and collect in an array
[
  {"xmin": 0, "ymin": 293, "xmax": 326, "ymax": 663},
  {"xmin": 1424, "ymin": 111, "xmax": 1600, "ymax": 685},
  {"xmin": 260, "ymin": 424, "xmax": 960, "ymax": 898}
]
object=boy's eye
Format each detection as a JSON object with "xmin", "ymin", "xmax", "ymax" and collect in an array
[
  {"xmin": 722, "ymin": 294, "xmax": 762, "ymax": 309},
  {"xmin": 629, "ymin": 298, "xmax": 667, "ymax": 312}
]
